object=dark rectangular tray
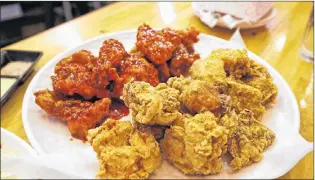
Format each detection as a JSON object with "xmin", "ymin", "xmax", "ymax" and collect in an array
[{"xmin": 1, "ymin": 50, "xmax": 43, "ymax": 106}]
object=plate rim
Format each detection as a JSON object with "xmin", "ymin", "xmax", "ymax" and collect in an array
[{"xmin": 22, "ymin": 30, "xmax": 300, "ymax": 155}]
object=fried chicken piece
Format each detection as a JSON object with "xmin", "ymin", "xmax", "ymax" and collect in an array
[
  {"xmin": 136, "ymin": 24, "xmax": 199, "ymax": 65},
  {"xmin": 242, "ymin": 60, "xmax": 278, "ymax": 106},
  {"xmin": 209, "ymin": 49, "xmax": 250, "ymax": 79},
  {"xmin": 120, "ymin": 53, "xmax": 159, "ymax": 86},
  {"xmin": 122, "ymin": 81, "xmax": 182, "ymax": 125},
  {"xmin": 34, "ymin": 90, "xmax": 111, "ymax": 140},
  {"xmin": 136, "ymin": 24, "xmax": 180, "ymax": 64},
  {"xmin": 219, "ymin": 110, "xmax": 275, "ymax": 170},
  {"xmin": 51, "ymin": 49, "xmax": 121, "ymax": 99},
  {"xmin": 176, "ymin": 27, "xmax": 199, "ymax": 49},
  {"xmin": 169, "ymin": 43, "xmax": 200, "ymax": 76},
  {"xmin": 189, "ymin": 57, "xmax": 227, "ymax": 93},
  {"xmin": 87, "ymin": 119, "xmax": 162, "ymax": 179},
  {"xmin": 227, "ymin": 80, "xmax": 265, "ymax": 120},
  {"xmin": 167, "ymin": 77, "xmax": 221, "ymax": 115},
  {"xmin": 161, "ymin": 112, "xmax": 228, "ymax": 175},
  {"xmin": 99, "ymin": 39, "xmax": 128, "ymax": 67}
]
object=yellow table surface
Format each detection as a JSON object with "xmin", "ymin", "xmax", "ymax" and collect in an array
[{"xmin": 1, "ymin": 2, "xmax": 313, "ymax": 179}]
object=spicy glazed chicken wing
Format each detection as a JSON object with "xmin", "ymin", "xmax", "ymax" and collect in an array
[
  {"xmin": 52, "ymin": 49, "xmax": 122, "ymax": 100},
  {"xmin": 99, "ymin": 39, "xmax": 128, "ymax": 67},
  {"xmin": 169, "ymin": 43, "xmax": 200, "ymax": 77},
  {"xmin": 161, "ymin": 112, "xmax": 228, "ymax": 175},
  {"xmin": 34, "ymin": 90, "xmax": 111, "ymax": 140},
  {"xmin": 87, "ymin": 119, "xmax": 162, "ymax": 179},
  {"xmin": 111, "ymin": 53, "xmax": 160, "ymax": 98},
  {"xmin": 136, "ymin": 24, "xmax": 179, "ymax": 64},
  {"xmin": 136, "ymin": 24, "xmax": 199, "ymax": 65},
  {"xmin": 122, "ymin": 81, "xmax": 182, "ymax": 125},
  {"xmin": 219, "ymin": 110, "xmax": 275, "ymax": 170}
]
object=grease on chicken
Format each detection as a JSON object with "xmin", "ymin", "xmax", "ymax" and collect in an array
[
  {"xmin": 161, "ymin": 112, "xmax": 228, "ymax": 175},
  {"xmin": 122, "ymin": 81, "xmax": 182, "ymax": 125},
  {"xmin": 87, "ymin": 120, "xmax": 162, "ymax": 179}
]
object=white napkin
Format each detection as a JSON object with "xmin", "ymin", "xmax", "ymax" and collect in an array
[{"xmin": 1, "ymin": 152, "xmax": 98, "ymax": 179}]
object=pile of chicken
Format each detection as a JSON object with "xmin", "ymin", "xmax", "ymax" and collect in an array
[
  {"xmin": 34, "ymin": 24, "xmax": 200, "ymax": 140},
  {"xmin": 87, "ymin": 48, "xmax": 278, "ymax": 179}
]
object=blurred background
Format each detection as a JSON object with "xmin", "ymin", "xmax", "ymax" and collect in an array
[{"xmin": 0, "ymin": 1, "xmax": 114, "ymax": 47}]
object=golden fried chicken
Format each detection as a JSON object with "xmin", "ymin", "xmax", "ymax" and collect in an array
[
  {"xmin": 99, "ymin": 39, "xmax": 128, "ymax": 67},
  {"xmin": 122, "ymin": 81, "xmax": 182, "ymax": 125},
  {"xmin": 242, "ymin": 60, "xmax": 278, "ymax": 106},
  {"xmin": 87, "ymin": 119, "xmax": 162, "ymax": 179},
  {"xmin": 34, "ymin": 90, "xmax": 111, "ymax": 140},
  {"xmin": 169, "ymin": 43, "xmax": 200, "ymax": 77},
  {"xmin": 209, "ymin": 49, "xmax": 250, "ymax": 79},
  {"xmin": 51, "ymin": 49, "xmax": 121, "ymax": 99},
  {"xmin": 227, "ymin": 80, "xmax": 265, "ymax": 120},
  {"xmin": 136, "ymin": 24, "xmax": 199, "ymax": 65},
  {"xmin": 189, "ymin": 57, "xmax": 227, "ymax": 93},
  {"xmin": 219, "ymin": 110, "xmax": 275, "ymax": 170},
  {"xmin": 161, "ymin": 112, "xmax": 228, "ymax": 175},
  {"xmin": 167, "ymin": 77, "xmax": 222, "ymax": 115}
]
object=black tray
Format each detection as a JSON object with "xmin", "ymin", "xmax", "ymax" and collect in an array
[{"xmin": 1, "ymin": 50, "xmax": 43, "ymax": 106}]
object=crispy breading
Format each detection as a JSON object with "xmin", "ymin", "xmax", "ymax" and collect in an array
[
  {"xmin": 87, "ymin": 119, "xmax": 162, "ymax": 179},
  {"xmin": 167, "ymin": 77, "xmax": 223, "ymax": 115},
  {"xmin": 34, "ymin": 90, "xmax": 110, "ymax": 140},
  {"xmin": 161, "ymin": 112, "xmax": 228, "ymax": 175},
  {"xmin": 242, "ymin": 60, "xmax": 278, "ymax": 106},
  {"xmin": 189, "ymin": 58, "xmax": 227, "ymax": 93},
  {"xmin": 227, "ymin": 80, "xmax": 265, "ymax": 120},
  {"xmin": 219, "ymin": 110, "xmax": 275, "ymax": 170},
  {"xmin": 209, "ymin": 49, "xmax": 250, "ymax": 79},
  {"xmin": 122, "ymin": 81, "xmax": 182, "ymax": 125}
]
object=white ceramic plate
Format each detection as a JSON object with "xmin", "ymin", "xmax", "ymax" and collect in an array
[{"xmin": 22, "ymin": 31, "xmax": 313, "ymax": 179}]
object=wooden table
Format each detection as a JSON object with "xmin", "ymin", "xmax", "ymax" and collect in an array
[{"xmin": 1, "ymin": 2, "xmax": 313, "ymax": 179}]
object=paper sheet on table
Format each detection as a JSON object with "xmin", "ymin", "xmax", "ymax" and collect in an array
[
  {"xmin": 229, "ymin": 28, "xmax": 247, "ymax": 48},
  {"xmin": 192, "ymin": 2, "xmax": 273, "ymax": 29},
  {"xmin": 1, "ymin": 118, "xmax": 312, "ymax": 179}
]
